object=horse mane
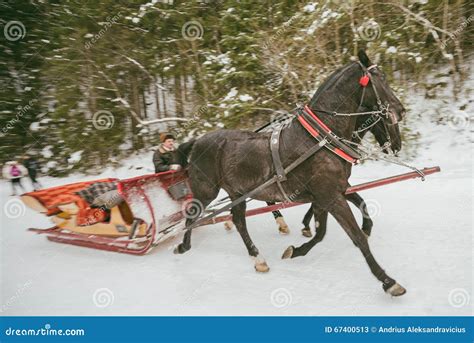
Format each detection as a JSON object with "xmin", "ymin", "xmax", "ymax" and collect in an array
[{"xmin": 309, "ymin": 62, "xmax": 358, "ymax": 108}]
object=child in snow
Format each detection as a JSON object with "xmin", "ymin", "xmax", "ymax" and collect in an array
[{"xmin": 2, "ymin": 161, "xmax": 28, "ymax": 196}]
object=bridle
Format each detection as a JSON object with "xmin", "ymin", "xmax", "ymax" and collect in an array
[
  {"xmin": 313, "ymin": 63, "xmax": 397, "ymax": 125},
  {"xmin": 294, "ymin": 62, "xmax": 426, "ymax": 179},
  {"xmin": 305, "ymin": 62, "xmax": 402, "ymax": 151}
]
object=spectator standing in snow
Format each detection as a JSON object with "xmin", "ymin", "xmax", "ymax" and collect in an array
[
  {"xmin": 2, "ymin": 161, "xmax": 28, "ymax": 196},
  {"xmin": 22, "ymin": 154, "xmax": 42, "ymax": 190},
  {"xmin": 153, "ymin": 133, "xmax": 181, "ymax": 173}
]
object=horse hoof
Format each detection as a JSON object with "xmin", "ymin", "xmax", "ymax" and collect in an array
[
  {"xmin": 255, "ymin": 261, "xmax": 270, "ymax": 273},
  {"xmin": 276, "ymin": 217, "xmax": 290, "ymax": 234},
  {"xmin": 224, "ymin": 220, "xmax": 234, "ymax": 231},
  {"xmin": 301, "ymin": 227, "xmax": 312, "ymax": 237},
  {"xmin": 385, "ymin": 283, "xmax": 406, "ymax": 297},
  {"xmin": 173, "ymin": 243, "xmax": 188, "ymax": 254},
  {"xmin": 281, "ymin": 246, "xmax": 294, "ymax": 259},
  {"xmin": 252, "ymin": 255, "xmax": 270, "ymax": 272}
]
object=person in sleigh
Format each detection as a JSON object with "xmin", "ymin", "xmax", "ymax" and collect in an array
[{"xmin": 153, "ymin": 133, "xmax": 182, "ymax": 173}]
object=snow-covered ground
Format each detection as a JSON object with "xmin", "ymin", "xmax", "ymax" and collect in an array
[{"xmin": 1, "ymin": 80, "xmax": 472, "ymax": 316}]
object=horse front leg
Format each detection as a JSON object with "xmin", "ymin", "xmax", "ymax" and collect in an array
[
  {"xmin": 346, "ymin": 192, "xmax": 373, "ymax": 237},
  {"xmin": 231, "ymin": 200, "xmax": 269, "ymax": 272},
  {"xmin": 329, "ymin": 195, "xmax": 406, "ymax": 296},
  {"xmin": 173, "ymin": 218, "xmax": 194, "ymax": 254}
]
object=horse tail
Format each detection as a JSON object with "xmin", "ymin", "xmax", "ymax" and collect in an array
[{"xmin": 175, "ymin": 139, "xmax": 196, "ymax": 168}]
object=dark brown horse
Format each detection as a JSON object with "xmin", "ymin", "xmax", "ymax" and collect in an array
[
  {"xmin": 260, "ymin": 112, "xmax": 390, "ymax": 237},
  {"xmin": 175, "ymin": 50, "xmax": 406, "ymax": 296}
]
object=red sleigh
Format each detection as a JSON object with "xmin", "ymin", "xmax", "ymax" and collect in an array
[{"xmin": 22, "ymin": 171, "xmax": 192, "ymax": 255}]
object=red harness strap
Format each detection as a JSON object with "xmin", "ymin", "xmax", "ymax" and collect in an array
[
  {"xmin": 334, "ymin": 148, "xmax": 357, "ymax": 163},
  {"xmin": 297, "ymin": 107, "xmax": 358, "ymax": 164},
  {"xmin": 297, "ymin": 115, "xmax": 319, "ymax": 138},
  {"xmin": 304, "ymin": 105, "xmax": 332, "ymax": 132}
]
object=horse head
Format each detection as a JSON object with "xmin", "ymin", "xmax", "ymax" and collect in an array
[{"xmin": 357, "ymin": 50, "xmax": 405, "ymax": 153}]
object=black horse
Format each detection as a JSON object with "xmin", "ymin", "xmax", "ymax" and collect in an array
[
  {"xmin": 260, "ymin": 112, "xmax": 389, "ymax": 238},
  {"xmin": 175, "ymin": 50, "xmax": 406, "ymax": 296}
]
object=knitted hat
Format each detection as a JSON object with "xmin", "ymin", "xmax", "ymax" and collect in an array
[{"xmin": 160, "ymin": 133, "xmax": 175, "ymax": 143}]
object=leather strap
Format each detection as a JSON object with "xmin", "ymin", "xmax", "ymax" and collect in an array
[
  {"xmin": 270, "ymin": 128, "xmax": 286, "ymax": 181},
  {"xmin": 184, "ymin": 139, "xmax": 327, "ymax": 231},
  {"xmin": 297, "ymin": 107, "xmax": 361, "ymax": 163},
  {"xmin": 270, "ymin": 127, "xmax": 291, "ymax": 202}
]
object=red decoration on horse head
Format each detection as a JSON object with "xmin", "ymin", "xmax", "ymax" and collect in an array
[{"xmin": 359, "ymin": 75, "xmax": 370, "ymax": 87}]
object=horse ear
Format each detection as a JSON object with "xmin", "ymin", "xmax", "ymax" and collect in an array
[{"xmin": 358, "ymin": 49, "xmax": 371, "ymax": 67}]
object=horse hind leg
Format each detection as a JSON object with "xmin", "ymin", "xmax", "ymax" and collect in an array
[
  {"xmin": 329, "ymin": 195, "xmax": 406, "ymax": 296},
  {"xmin": 346, "ymin": 192, "xmax": 373, "ymax": 237},
  {"xmin": 231, "ymin": 200, "xmax": 269, "ymax": 272},
  {"xmin": 283, "ymin": 205, "xmax": 327, "ymax": 259},
  {"xmin": 267, "ymin": 202, "xmax": 290, "ymax": 234},
  {"xmin": 223, "ymin": 220, "xmax": 234, "ymax": 231},
  {"xmin": 223, "ymin": 202, "xmax": 290, "ymax": 234},
  {"xmin": 228, "ymin": 202, "xmax": 289, "ymax": 234},
  {"xmin": 301, "ymin": 205, "xmax": 314, "ymax": 237}
]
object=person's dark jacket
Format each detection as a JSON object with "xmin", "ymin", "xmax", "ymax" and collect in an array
[
  {"xmin": 153, "ymin": 145, "xmax": 174, "ymax": 173},
  {"xmin": 23, "ymin": 157, "xmax": 39, "ymax": 178}
]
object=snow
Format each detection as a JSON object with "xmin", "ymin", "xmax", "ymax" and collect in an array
[
  {"xmin": 386, "ymin": 46, "xmax": 397, "ymax": 54},
  {"xmin": 222, "ymin": 87, "xmax": 238, "ymax": 102},
  {"xmin": 238, "ymin": 94, "xmax": 253, "ymax": 102},
  {"xmin": 29, "ymin": 122, "xmax": 40, "ymax": 131},
  {"xmin": 303, "ymin": 3, "xmax": 317, "ymax": 13},
  {"xmin": 40, "ymin": 145, "xmax": 53, "ymax": 159},
  {"xmin": 1, "ymin": 80, "xmax": 472, "ymax": 316},
  {"xmin": 67, "ymin": 150, "xmax": 83, "ymax": 164}
]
